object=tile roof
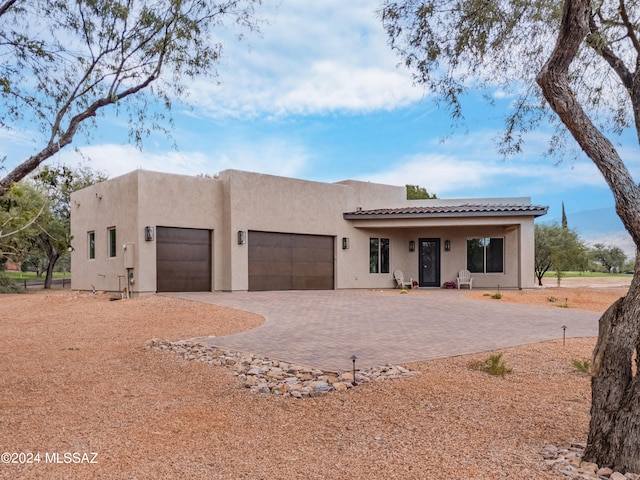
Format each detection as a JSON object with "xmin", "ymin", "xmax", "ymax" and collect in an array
[{"xmin": 343, "ymin": 204, "xmax": 548, "ymax": 219}]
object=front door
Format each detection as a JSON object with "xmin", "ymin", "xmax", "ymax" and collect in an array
[{"xmin": 419, "ymin": 238, "xmax": 440, "ymax": 287}]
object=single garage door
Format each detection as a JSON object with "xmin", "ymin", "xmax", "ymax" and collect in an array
[
  {"xmin": 248, "ymin": 231, "xmax": 334, "ymax": 291},
  {"xmin": 156, "ymin": 227, "xmax": 211, "ymax": 292}
]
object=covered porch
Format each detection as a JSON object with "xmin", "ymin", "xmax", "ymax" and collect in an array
[{"xmin": 343, "ymin": 202, "xmax": 547, "ymax": 290}]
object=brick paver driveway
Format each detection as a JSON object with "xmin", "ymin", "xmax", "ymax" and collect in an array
[{"xmin": 169, "ymin": 289, "xmax": 599, "ymax": 372}]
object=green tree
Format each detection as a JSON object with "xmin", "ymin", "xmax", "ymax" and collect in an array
[
  {"xmin": 535, "ymin": 222, "xmax": 587, "ymax": 286},
  {"xmin": 379, "ymin": 0, "xmax": 640, "ymax": 469},
  {"xmin": 406, "ymin": 184, "xmax": 437, "ymax": 199},
  {"xmin": 589, "ymin": 243, "xmax": 627, "ymax": 273},
  {"xmin": 0, "ymin": 0, "xmax": 261, "ymax": 196},
  {"xmin": 0, "ymin": 182, "xmax": 47, "ymax": 263},
  {"xmin": 30, "ymin": 165, "xmax": 108, "ymax": 289}
]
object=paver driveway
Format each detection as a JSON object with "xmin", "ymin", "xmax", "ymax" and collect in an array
[{"xmin": 169, "ymin": 289, "xmax": 600, "ymax": 372}]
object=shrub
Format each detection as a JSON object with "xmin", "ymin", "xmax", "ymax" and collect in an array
[
  {"xmin": 0, "ymin": 273, "xmax": 21, "ymax": 294},
  {"xmin": 572, "ymin": 359, "xmax": 591, "ymax": 375},
  {"xmin": 491, "ymin": 292, "xmax": 502, "ymax": 299},
  {"xmin": 469, "ymin": 353, "xmax": 512, "ymax": 376}
]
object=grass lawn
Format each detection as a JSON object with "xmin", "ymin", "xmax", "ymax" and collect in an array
[
  {"xmin": 3, "ymin": 271, "xmax": 70, "ymax": 281},
  {"xmin": 543, "ymin": 271, "xmax": 632, "ymax": 278}
]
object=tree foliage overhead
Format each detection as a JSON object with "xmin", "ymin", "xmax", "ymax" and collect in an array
[
  {"xmin": 380, "ymin": 1, "xmax": 630, "ymax": 155},
  {"xmin": 0, "ymin": 0, "xmax": 261, "ymax": 195},
  {"xmin": 380, "ymin": 0, "xmax": 640, "ymax": 472}
]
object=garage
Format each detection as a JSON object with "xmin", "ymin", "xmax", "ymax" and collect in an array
[
  {"xmin": 156, "ymin": 227, "xmax": 211, "ymax": 292},
  {"xmin": 248, "ymin": 231, "xmax": 334, "ymax": 291}
]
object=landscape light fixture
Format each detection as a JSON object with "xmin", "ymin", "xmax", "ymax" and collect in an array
[
  {"xmin": 409, "ymin": 240, "xmax": 415, "ymax": 252},
  {"xmin": 237, "ymin": 230, "xmax": 246, "ymax": 245},
  {"xmin": 562, "ymin": 325, "xmax": 567, "ymax": 346},
  {"xmin": 350, "ymin": 354, "xmax": 357, "ymax": 386}
]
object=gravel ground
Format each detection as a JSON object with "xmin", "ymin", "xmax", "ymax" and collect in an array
[{"xmin": 0, "ymin": 284, "xmax": 627, "ymax": 479}]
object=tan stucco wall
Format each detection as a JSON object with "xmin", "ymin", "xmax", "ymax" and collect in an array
[
  {"xmin": 70, "ymin": 169, "xmax": 542, "ymax": 293},
  {"xmin": 71, "ymin": 170, "xmax": 221, "ymax": 295}
]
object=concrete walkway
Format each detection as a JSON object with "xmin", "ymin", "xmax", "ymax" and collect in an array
[{"xmin": 168, "ymin": 289, "xmax": 600, "ymax": 372}]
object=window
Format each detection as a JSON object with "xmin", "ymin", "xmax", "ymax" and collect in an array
[
  {"xmin": 369, "ymin": 237, "xmax": 390, "ymax": 273},
  {"xmin": 88, "ymin": 231, "xmax": 95, "ymax": 259},
  {"xmin": 108, "ymin": 227, "xmax": 117, "ymax": 258},
  {"xmin": 467, "ymin": 237, "xmax": 504, "ymax": 273}
]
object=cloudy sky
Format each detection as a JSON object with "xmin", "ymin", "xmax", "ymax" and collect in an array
[{"xmin": 3, "ymin": 0, "xmax": 640, "ymax": 226}]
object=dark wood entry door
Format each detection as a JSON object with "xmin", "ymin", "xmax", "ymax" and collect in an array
[{"xmin": 419, "ymin": 238, "xmax": 440, "ymax": 287}]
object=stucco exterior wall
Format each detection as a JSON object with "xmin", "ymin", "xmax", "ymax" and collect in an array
[
  {"xmin": 70, "ymin": 168, "xmax": 543, "ymax": 294},
  {"xmin": 71, "ymin": 170, "xmax": 222, "ymax": 295}
]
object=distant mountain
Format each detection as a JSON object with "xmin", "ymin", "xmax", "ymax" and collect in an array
[{"xmin": 544, "ymin": 207, "xmax": 636, "ymax": 259}]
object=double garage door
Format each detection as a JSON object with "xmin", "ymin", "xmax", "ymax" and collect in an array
[
  {"xmin": 156, "ymin": 228, "xmax": 334, "ymax": 292},
  {"xmin": 248, "ymin": 231, "xmax": 334, "ymax": 291}
]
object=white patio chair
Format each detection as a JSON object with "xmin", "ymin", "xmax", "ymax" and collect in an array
[
  {"xmin": 456, "ymin": 269, "xmax": 473, "ymax": 289},
  {"xmin": 393, "ymin": 270, "xmax": 413, "ymax": 289}
]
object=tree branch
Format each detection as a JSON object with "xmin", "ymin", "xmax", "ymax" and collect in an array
[{"xmin": 536, "ymin": 0, "xmax": 640, "ymax": 245}]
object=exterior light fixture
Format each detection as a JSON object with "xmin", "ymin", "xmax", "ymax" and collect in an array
[
  {"xmin": 562, "ymin": 325, "xmax": 567, "ymax": 346},
  {"xmin": 144, "ymin": 226, "xmax": 154, "ymax": 241},
  {"xmin": 409, "ymin": 240, "xmax": 415, "ymax": 252},
  {"xmin": 342, "ymin": 237, "xmax": 349, "ymax": 249},
  {"xmin": 237, "ymin": 230, "xmax": 246, "ymax": 245},
  {"xmin": 444, "ymin": 240, "xmax": 451, "ymax": 251}
]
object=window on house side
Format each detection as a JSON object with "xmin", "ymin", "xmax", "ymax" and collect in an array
[
  {"xmin": 108, "ymin": 227, "xmax": 117, "ymax": 258},
  {"xmin": 370, "ymin": 237, "xmax": 390, "ymax": 273},
  {"xmin": 88, "ymin": 231, "xmax": 95, "ymax": 259},
  {"xmin": 467, "ymin": 237, "xmax": 504, "ymax": 273}
]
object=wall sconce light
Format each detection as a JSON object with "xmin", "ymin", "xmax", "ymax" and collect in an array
[
  {"xmin": 342, "ymin": 237, "xmax": 349, "ymax": 249},
  {"xmin": 409, "ymin": 240, "xmax": 415, "ymax": 252},
  {"xmin": 144, "ymin": 226, "xmax": 154, "ymax": 241},
  {"xmin": 444, "ymin": 240, "xmax": 451, "ymax": 251},
  {"xmin": 238, "ymin": 230, "xmax": 246, "ymax": 245}
]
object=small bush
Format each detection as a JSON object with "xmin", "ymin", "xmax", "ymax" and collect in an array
[
  {"xmin": 547, "ymin": 296, "xmax": 557, "ymax": 303},
  {"xmin": 482, "ymin": 292, "xmax": 491, "ymax": 297},
  {"xmin": 469, "ymin": 353, "xmax": 512, "ymax": 376},
  {"xmin": 557, "ymin": 298, "xmax": 570, "ymax": 308},
  {"xmin": 0, "ymin": 273, "xmax": 21, "ymax": 294},
  {"xmin": 572, "ymin": 359, "xmax": 591, "ymax": 375},
  {"xmin": 491, "ymin": 292, "xmax": 502, "ymax": 299}
]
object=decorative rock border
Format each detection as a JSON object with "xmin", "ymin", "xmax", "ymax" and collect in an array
[
  {"xmin": 542, "ymin": 443, "xmax": 639, "ymax": 479},
  {"xmin": 145, "ymin": 338, "xmax": 416, "ymax": 398}
]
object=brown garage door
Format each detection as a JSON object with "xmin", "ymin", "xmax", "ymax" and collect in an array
[
  {"xmin": 156, "ymin": 227, "xmax": 211, "ymax": 292},
  {"xmin": 248, "ymin": 231, "xmax": 334, "ymax": 291}
]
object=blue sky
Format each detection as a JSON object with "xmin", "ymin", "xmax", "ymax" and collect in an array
[{"xmin": 3, "ymin": 0, "xmax": 639, "ymax": 230}]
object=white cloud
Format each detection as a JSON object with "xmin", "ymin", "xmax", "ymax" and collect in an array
[
  {"xmin": 59, "ymin": 138, "xmax": 311, "ymax": 180},
  {"xmin": 358, "ymin": 130, "xmax": 609, "ymax": 199},
  {"xmin": 187, "ymin": 0, "xmax": 421, "ymax": 118}
]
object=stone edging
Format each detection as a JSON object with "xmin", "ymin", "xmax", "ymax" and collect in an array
[
  {"xmin": 542, "ymin": 443, "xmax": 639, "ymax": 479},
  {"xmin": 145, "ymin": 338, "xmax": 416, "ymax": 398}
]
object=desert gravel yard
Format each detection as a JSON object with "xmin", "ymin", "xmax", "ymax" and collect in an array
[{"xmin": 0, "ymin": 286, "xmax": 627, "ymax": 479}]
